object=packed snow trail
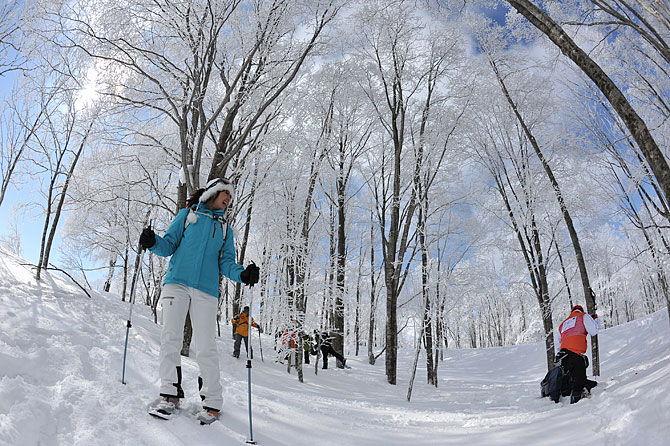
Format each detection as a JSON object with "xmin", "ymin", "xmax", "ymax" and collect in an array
[{"xmin": 0, "ymin": 247, "xmax": 668, "ymax": 445}]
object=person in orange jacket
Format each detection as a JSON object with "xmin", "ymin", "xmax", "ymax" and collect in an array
[
  {"xmin": 557, "ymin": 304, "xmax": 600, "ymax": 403},
  {"xmin": 231, "ymin": 306, "xmax": 260, "ymax": 358}
]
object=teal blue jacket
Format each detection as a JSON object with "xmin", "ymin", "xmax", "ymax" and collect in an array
[{"xmin": 149, "ymin": 205, "xmax": 244, "ymax": 298}]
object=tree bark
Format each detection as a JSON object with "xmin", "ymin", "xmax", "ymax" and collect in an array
[
  {"xmin": 104, "ymin": 257, "xmax": 116, "ymax": 292},
  {"xmin": 368, "ymin": 211, "xmax": 377, "ymax": 365},
  {"xmin": 121, "ymin": 245, "xmax": 129, "ymax": 302},
  {"xmin": 333, "ymin": 143, "xmax": 347, "ymax": 369},
  {"xmin": 355, "ymin": 244, "xmax": 363, "ymax": 356},
  {"xmin": 418, "ymin": 202, "xmax": 436, "ymax": 386},
  {"xmin": 407, "ymin": 314, "xmax": 425, "ymax": 402}
]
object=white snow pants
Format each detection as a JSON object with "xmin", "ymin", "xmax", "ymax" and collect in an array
[{"xmin": 159, "ymin": 283, "xmax": 223, "ymax": 411}]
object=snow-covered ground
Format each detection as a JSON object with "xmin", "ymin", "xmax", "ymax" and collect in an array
[{"xmin": 0, "ymin": 247, "xmax": 668, "ymax": 446}]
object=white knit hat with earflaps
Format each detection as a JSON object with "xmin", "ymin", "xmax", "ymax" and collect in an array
[{"xmin": 200, "ymin": 178, "xmax": 235, "ymax": 204}]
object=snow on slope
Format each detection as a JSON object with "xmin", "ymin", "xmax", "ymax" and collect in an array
[{"xmin": 0, "ymin": 246, "xmax": 668, "ymax": 446}]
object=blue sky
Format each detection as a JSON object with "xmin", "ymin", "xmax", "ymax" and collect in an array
[
  {"xmin": 0, "ymin": 65, "xmax": 106, "ymax": 284},
  {"xmin": 0, "ymin": 68, "xmax": 41, "ymax": 262}
]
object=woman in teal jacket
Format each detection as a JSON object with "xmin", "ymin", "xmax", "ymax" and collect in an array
[{"xmin": 140, "ymin": 178, "xmax": 259, "ymax": 424}]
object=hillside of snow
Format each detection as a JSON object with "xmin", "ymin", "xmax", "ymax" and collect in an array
[{"xmin": 0, "ymin": 247, "xmax": 668, "ymax": 446}]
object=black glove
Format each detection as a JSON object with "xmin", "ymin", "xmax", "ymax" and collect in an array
[
  {"xmin": 139, "ymin": 226, "xmax": 156, "ymax": 249},
  {"xmin": 240, "ymin": 262, "xmax": 260, "ymax": 286}
]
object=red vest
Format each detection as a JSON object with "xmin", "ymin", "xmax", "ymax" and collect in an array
[{"xmin": 559, "ymin": 311, "xmax": 588, "ymax": 354}]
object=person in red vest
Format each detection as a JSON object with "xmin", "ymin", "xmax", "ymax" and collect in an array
[
  {"xmin": 557, "ymin": 304, "xmax": 600, "ymax": 403},
  {"xmin": 281, "ymin": 323, "xmax": 298, "ymax": 364}
]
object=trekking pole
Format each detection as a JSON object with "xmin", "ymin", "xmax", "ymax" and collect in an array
[
  {"xmin": 245, "ymin": 277, "xmax": 258, "ymax": 444},
  {"xmin": 121, "ymin": 241, "xmax": 147, "ymax": 384},
  {"xmin": 121, "ymin": 214, "xmax": 151, "ymax": 385}
]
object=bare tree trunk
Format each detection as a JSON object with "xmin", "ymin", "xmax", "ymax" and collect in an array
[
  {"xmin": 35, "ymin": 162, "xmax": 59, "ymax": 281},
  {"xmin": 297, "ymin": 334, "xmax": 304, "ymax": 383},
  {"xmin": 418, "ymin": 203, "xmax": 436, "ymax": 386},
  {"xmin": 314, "ymin": 331, "xmax": 322, "ymax": 376},
  {"xmin": 176, "ymin": 183, "xmax": 187, "ymax": 213},
  {"xmin": 368, "ymin": 211, "xmax": 377, "ymax": 365},
  {"xmin": 325, "ymin": 206, "xmax": 336, "ymax": 331},
  {"xmin": 128, "ymin": 240, "xmax": 145, "ymax": 307},
  {"xmin": 407, "ymin": 316, "xmax": 425, "ymax": 402},
  {"xmin": 355, "ymin": 244, "xmax": 363, "ymax": 356},
  {"xmin": 104, "ymin": 257, "xmax": 116, "ymax": 293},
  {"xmin": 434, "ymin": 226, "xmax": 449, "ymax": 367},
  {"xmin": 381, "ymin": 120, "xmax": 419, "ymax": 384},
  {"xmin": 333, "ymin": 150, "xmax": 347, "ymax": 369},
  {"xmin": 121, "ymin": 245, "xmax": 129, "ymax": 302},
  {"xmin": 152, "ymin": 288, "xmax": 161, "ymax": 324}
]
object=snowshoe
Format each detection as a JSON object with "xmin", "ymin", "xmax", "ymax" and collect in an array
[
  {"xmin": 149, "ymin": 396, "xmax": 180, "ymax": 420},
  {"xmin": 196, "ymin": 407, "xmax": 220, "ymax": 425}
]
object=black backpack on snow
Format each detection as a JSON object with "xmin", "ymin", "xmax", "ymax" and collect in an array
[{"xmin": 540, "ymin": 351, "xmax": 572, "ymax": 403}]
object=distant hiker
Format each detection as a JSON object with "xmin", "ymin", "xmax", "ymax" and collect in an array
[
  {"xmin": 141, "ymin": 178, "xmax": 260, "ymax": 424},
  {"xmin": 315, "ymin": 330, "xmax": 346, "ymax": 369},
  {"xmin": 232, "ymin": 306, "xmax": 260, "ymax": 359},
  {"xmin": 273, "ymin": 330, "xmax": 282, "ymax": 351},
  {"xmin": 300, "ymin": 331, "xmax": 315, "ymax": 365},
  {"xmin": 557, "ymin": 304, "xmax": 600, "ymax": 404},
  {"xmin": 280, "ymin": 319, "xmax": 298, "ymax": 364}
]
